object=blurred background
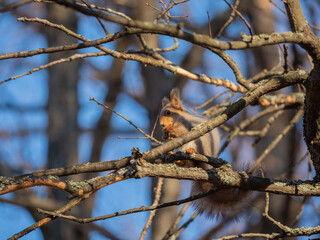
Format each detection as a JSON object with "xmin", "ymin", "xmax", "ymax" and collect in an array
[{"xmin": 0, "ymin": 0, "xmax": 318, "ymax": 239}]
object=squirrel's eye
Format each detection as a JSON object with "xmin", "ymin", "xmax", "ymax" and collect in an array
[{"xmin": 166, "ymin": 110, "xmax": 171, "ymax": 115}]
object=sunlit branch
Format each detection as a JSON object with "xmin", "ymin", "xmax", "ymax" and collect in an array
[
  {"xmin": 258, "ymin": 92, "xmax": 305, "ymax": 106},
  {"xmin": 0, "ymin": 175, "xmax": 72, "ymax": 195}
]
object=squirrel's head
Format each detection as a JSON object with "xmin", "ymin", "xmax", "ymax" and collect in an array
[{"xmin": 160, "ymin": 88, "xmax": 183, "ymax": 140}]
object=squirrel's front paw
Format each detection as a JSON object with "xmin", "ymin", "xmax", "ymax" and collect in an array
[
  {"xmin": 186, "ymin": 148, "xmax": 196, "ymax": 154},
  {"xmin": 162, "ymin": 126, "xmax": 177, "ymax": 140},
  {"xmin": 175, "ymin": 160, "xmax": 187, "ymax": 167}
]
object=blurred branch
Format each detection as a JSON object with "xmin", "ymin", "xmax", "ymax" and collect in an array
[
  {"xmin": 223, "ymin": 0, "xmax": 253, "ymax": 37},
  {"xmin": 0, "ymin": 0, "xmax": 32, "ymax": 12},
  {"xmin": 163, "ymin": 202, "xmax": 192, "ymax": 240},
  {"xmin": 139, "ymin": 177, "xmax": 163, "ymax": 240},
  {"xmin": 248, "ymin": 108, "xmax": 304, "ymax": 172},
  {"xmin": 171, "ymin": 211, "xmax": 198, "ymax": 238},
  {"xmin": 217, "ymin": 0, "xmax": 240, "ymax": 39}
]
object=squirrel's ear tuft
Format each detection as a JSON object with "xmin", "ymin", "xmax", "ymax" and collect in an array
[
  {"xmin": 170, "ymin": 88, "xmax": 183, "ymax": 110},
  {"xmin": 162, "ymin": 96, "xmax": 170, "ymax": 107}
]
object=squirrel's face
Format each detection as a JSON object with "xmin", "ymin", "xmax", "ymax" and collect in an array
[
  {"xmin": 160, "ymin": 89, "xmax": 185, "ymax": 140},
  {"xmin": 160, "ymin": 108, "xmax": 176, "ymax": 140},
  {"xmin": 160, "ymin": 110, "xmax": 173, "ymax": 127}
]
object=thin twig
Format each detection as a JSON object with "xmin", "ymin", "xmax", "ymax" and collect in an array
[
  {"xmin": 203, "ymin": 91, "xmax": 235, "ymax": 117},
  {"xmin": 156, "ymin": 0, "xmax": 189, "ymax": 23},
  {"xmin": 78, "ymin": 3, "xmax": 132, "ymax": 21},
  {"xmin": 0, "ymin": 52, "xmax": 106, "ymax": 84},
  {"xmin": 90, "ymin": 97, "xmax": 162, "ymax": 145},
  {"xmin": 117, "ymin": 136, "xmax": 153, "ymax": 140},
  {"xmin": 151, "ymin": 110, "xmax": 160, "ymax": 138},
  {"xmin": 38, "ymin": 188, "xmax": 220, "ymax": 223},
  {"xmin": 290, "ymin": 152, "xmax": 311, "ymax": 227},
  {"xmin": 269, "ymin": 0, "xmax": 287, "ymax": 16},
  {"xmin": 80, "ymin": 0, "xmax": 108, "ymax": 34},
  {"xmin": 290, "ymin": 196, "xmax": 307, "ymax": 227},
  {"xmin": 198, "ymin": 222, "xmax": 225, "ymax": 240}
]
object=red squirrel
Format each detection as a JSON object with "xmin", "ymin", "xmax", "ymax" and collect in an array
[{"xmin": 160, "ymin": 88, "xmax": 250, "ymax": 219}]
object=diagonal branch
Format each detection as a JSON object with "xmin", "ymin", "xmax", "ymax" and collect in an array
[{"xmin": 143, "ymin": 70, "xmax": 308, "ymax": 162}]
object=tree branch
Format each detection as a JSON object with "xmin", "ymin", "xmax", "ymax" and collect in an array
[{"xmin": 50, "ymin": 0, "xmax": 305, "ymax": 50}]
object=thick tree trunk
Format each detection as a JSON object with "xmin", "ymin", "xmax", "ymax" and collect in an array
[
  {"xmin": 45, "ymin": 4, "xmax": 83, "ymax": 240},
  {"xmin": 243, "ymin": 0, "xmax": 301, "ymax": 233}
]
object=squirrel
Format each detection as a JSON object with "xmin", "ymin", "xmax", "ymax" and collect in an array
[{"xmin": 159, "ymin": 88, "xmax": 250, "ymax": 219}]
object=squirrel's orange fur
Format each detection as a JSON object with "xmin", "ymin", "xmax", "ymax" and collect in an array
[{"xmin": 160, "ymin": 88, "xmax": 250, "ymax": 219}]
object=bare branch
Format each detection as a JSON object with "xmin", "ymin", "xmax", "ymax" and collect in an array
[{"xmin": 90, "ymin": 97, "xmax": 162, "ymax": 145}]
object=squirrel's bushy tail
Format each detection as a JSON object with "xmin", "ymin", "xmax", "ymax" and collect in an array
[
  {"xmin": 191, "ymin": 161, "xmax": 256, "ymax": 219},
  {"xmin": 191, "ymin": 181, "xmax": 251, "ymax": 219}
]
